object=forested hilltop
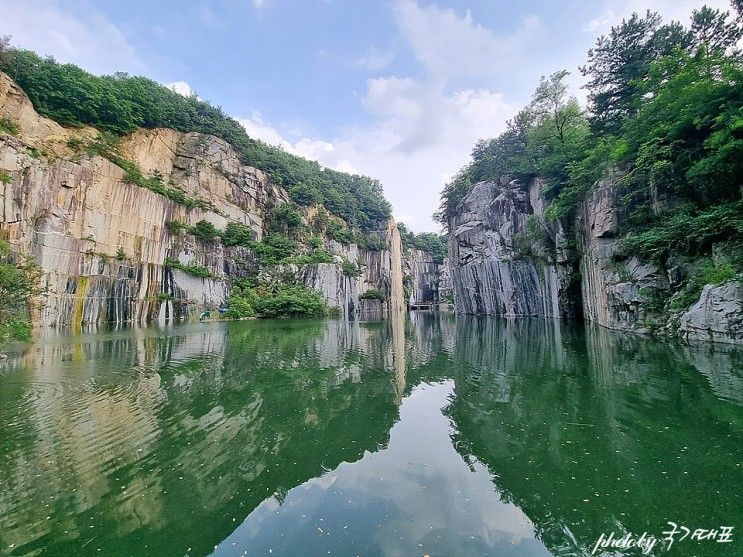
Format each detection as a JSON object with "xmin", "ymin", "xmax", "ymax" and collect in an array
[
  {"xmin": 439, "ymin": 3, "xmax": 743, "ymax": 318},
  {"xmin": 0, "ymin": 40, "xmax": 395, "ymax": 232}
]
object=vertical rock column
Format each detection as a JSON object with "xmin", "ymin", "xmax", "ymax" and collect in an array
[{"xmin": 386, "ymin": 217, "xmax": 405, "ymax": 313}]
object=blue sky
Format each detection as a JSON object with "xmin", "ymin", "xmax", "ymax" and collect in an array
[{"xmin": 0, "ymin": 0, "xmax": 731, "ymax": 232}]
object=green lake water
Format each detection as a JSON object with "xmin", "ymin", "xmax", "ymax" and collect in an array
[{"xmin": 0, "ymin": 313, "xmax": 741, "ymax": 556}]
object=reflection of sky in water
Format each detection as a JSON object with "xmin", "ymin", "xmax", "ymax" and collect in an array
[
  {"xmin": 2, "ymin": 317, "xmax": 741, "ymax": 557},
  {"xmin": 214, "ymin": 381, "xmax": 552, "ymax": 557}
]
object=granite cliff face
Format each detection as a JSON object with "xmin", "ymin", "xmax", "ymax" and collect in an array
[
  {"xmin": 403, "ymin": 249, "xmax": 439, "ymax": 306},
  {"xmin": 448, "ymin": 178, "xmax": 574, "ymax": 318},
  {"xmin": 678, "ymin": 282, "xmax": 743, "ymax": 344},
  {"xmin": 446, "ymin": 171, "xmax": 743, "ymax": 344},
  {"xmin": 577, "ymin": 176, "xmax": 742, "ymax": 344},
  {"xmin": 577, "ymin": 175, "xmax": 670, "ymax": 335},
  {"xmin": 401, "ymin": 246, "xmax": 454, "ymax": 309},
  {"xmin": 299, "ymin": 219, "xmax": 404, "ymax": 318},
  {"xmin": 0, "ymin": 72, "xmax": 404, "ymax": 325}
]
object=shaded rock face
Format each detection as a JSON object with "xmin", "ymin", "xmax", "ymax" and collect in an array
[
  {"xmin": 679, "ymin": 281, "xmax": 743, "ymax": 344},
  {"xmin": 401, "ymin": 250, "xmax": 454, "ymax": 309},
  {"xmin": 577, "ymin": 176, "xmax": 671, "ymax": 335},
  {"xmin": 403, "ymin": 249, "xmax": 440, "ymax": 306},
  {"xmin": 448, "ymin": 178, "xmax": 574, "ymax": 318},
  {"xmin": 575, "ymin": 176, "xmax": 743, "ymax": 344},
  {"xmin": 437, "ymin": 257, "xmax": 453, "ymax": 304},
  {"xmin": 0, "ymin": 71, "xmax": 404, "ymax": 326}
]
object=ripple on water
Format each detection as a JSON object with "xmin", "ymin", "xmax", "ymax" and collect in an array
[{"xmin": 1, "ymin": 318, "xmax": 741, "ymax": 557}]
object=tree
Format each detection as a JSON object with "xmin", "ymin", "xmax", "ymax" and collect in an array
[
  {"xmin": 289, "ymin": 181, "xmax": 323, "ymax": 206},
  {"xmin": 690, "ymin": 5, "xmax": 743, "ymax": 52},
  {"xmin": 0, "ymin": 240, "xmax": 42, "ymax": 343},
  {"xmin": 435, "ymin": 168, "xmax": 475, "ymax": 228},
  {"xmin": 530, "ymin": 70, "xmax": 573, "ymax": 143},
  {"xmin": 0, "ymin": 35, "xmax": 12, "ymax": 66},
  {"xmin": 581, "ymin": 11, "xmax": 691, "ymax": 134}
]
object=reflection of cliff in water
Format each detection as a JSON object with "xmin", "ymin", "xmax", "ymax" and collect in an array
[
  {"xmin": 2, "ymin": 315, "xmax": 741, "ymax": 557},
  {"xmin": 445, "ymin": 317, "xmax": 743, "ymax": 556},
  {"xmin": 0, "ymin": 320, "xmax": 407, "ymax": 557}
]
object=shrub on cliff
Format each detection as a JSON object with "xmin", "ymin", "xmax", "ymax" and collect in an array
[
  {"xmin": 618, "ymin": 201, "xmax": 743, "ymax": 261},
  {"xmin": 670, "ymin": 258, "xmax": 740, "ymax": 310},
  {"xmin": 355, "ymin": 232, "xmax": 385, "ymax": 251},
  {"xmin": 326, "ymin": 220, "xmax": 353, "ymax": 245},
  {"xmin": 267, "ymin": 203, "xmax": 303, "ymax": 235},
  {"xmin": 221, "ymin": 222, "xmax": 256, "ymax": 246},
  {"xmin": 253, "ymin": 285, "xmax": 329, "ymax": 318},
  {"xmin": 0, "ymin": 240, "xmax": 41, "ymax": 343},
  {"xmin": 0, "ymin": 117, "xmax": 19, "ymax": 136},
  {"xmin": 164, "ymin": 258, "xmax": 212, "ymax": 279},
  {"xmin": 341, "ymin": 258, "xmax": 363, "ymax": 277},
  {"xmin": 225, "ymin": 279, "xmax": 259, "ymax": 318},
  {"xmin": 190, "ymin": 220, "xmax": 219, "ymax": 242},
  {"xmin": 360, "ymin": 288, "xmax": 386, "ymax": 301}
]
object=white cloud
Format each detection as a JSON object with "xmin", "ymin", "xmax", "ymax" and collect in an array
[
  {"xmin": 238, "ymin": 112, "xmax": 293, "ymax": 148},
  {"xmin": 393, "ymin": 0, "xmax": 540, "ymax": 80},
  {"xmin": 237, "ymin": 113, "xmax": 360, "ymax": 175},
  {"xmin": 354, "ymin": 46, "xmax": 395, "ymax": 72},
  {"xmin": 0, "ymin": 0, "xmax": 144, "ymax": 75},
  {"xmin": 168, "ymin": 81, "xmax": 196, "ymax": 97},
  {"xmin": 238, "ymin": 77, "xmax": 516, "ymax": 231},
  {"xmin": 584, "ymin": 9, "xmax": 617, "ymax": 33},
  {"xmin": 252, "ymin": 0, "xmax": 267, "ymax": 9}
]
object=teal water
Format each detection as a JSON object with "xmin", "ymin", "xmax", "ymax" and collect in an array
[{"xmin": 0, "ymin": 313, "xmax": 741, "ymax": 556}]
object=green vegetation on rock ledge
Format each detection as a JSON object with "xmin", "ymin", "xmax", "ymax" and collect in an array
[
  {"xmin": 437, "ymin": 3, "xmax": 743, "ymax": 301},
  {"xmin": 360, "ymin": 288, "xmax": 386, "ymax": 301},
  {"xmin": 0, "ymin": 46, "xmax": 390, "ymax": 231},
  {"xmin": 0, "ymin": 240, "xmax": 41, "ymax": 344},
  {"xmin": 226, "ymin": 279, "xmax": 331, "ymax": 319},
  {"xmin": 398, "ymin": 223, "xmax": 447, "ymax": 263},
  {"xmin": 0, "ymin": 117, "xmax": 19, "ymax": 136},
  {"xmin": 164, "ymin": 257, "xmax": 213, "ymax": 279}
]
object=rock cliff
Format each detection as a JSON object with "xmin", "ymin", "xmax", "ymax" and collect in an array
[
  {"xmin": 448, "ymin": 178, "xmax": 574, "ymax": 318},
  {"xmin": 0, "ymin": 71, "xmax": 404, "ymax": 326},
  {"xmin": 299, "ymin": 219, "xmax": 404, "ymax": 318},
  {"xmin": 576, "ymin": 174, "xmax": 670, "ymax": 334},
  {"xmin": 678, "ymin": 282, "xmax": 743, "ymax": 344},
  {"xmin": 577, "ymin": 176, "xmax": 742, "ymax": 343},
  {"xmin": 403, "ymin": 249, "xmax": 439, "ymax": 306},
  {"xmin": 446, "ymin": 171, "xmax": 743, "ymax": 344},
  {"xmin": 401, "ymin": 246, "xmax": 455, "ymax": 309}
]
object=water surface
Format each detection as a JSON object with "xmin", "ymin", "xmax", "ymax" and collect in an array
[{"xmin": 1, "ymin": 314, "xmax": 741, "ymax": 556}]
